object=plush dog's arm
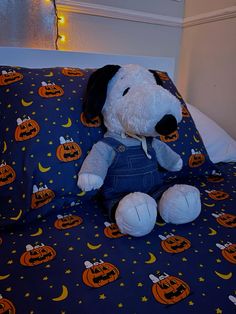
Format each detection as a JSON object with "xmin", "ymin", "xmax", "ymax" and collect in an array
[
  {"xmin": 77, "ymin": 141, "xmax": 115, "ymax": 192},
  {"xmin": 152, "ymin": 138, "xmax": 183, "ymax": 171}
]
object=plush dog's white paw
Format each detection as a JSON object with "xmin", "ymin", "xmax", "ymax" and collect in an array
[
  {"xmin": 171, "ymin": 157, "xmax": 183, "ymax": 171},
  {"xmin": 159, "ymin": 184, "xmax": 201, "ymax": 224},
  {"xmin": 77, "ymin": 173, "xmax": 103, "ymax": 192},
  {"xmin": 115, "ymin": 192, "xmax": 157, "ymax": 237}
]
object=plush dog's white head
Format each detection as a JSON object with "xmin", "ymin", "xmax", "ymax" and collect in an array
[{"xmin": 83, "ymin": 64, "xmax": 182, "ymax": 137}]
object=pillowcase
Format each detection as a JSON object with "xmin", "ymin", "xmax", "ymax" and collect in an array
[
  {"xmin": 154, "ymin": 71, "xmax": 217, "ymax": 181},
  {"xmin": 0, "ymin": 65, "xmax": 216, "ymax": 228},
  {"xmin": 0, "ymin": 66, "xmax": 104, "ymax": 227},
  {"xmin": 186, "ymin": 103, "xmax": 236, "ymax": 163}
]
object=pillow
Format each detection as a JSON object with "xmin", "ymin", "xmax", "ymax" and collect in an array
[
  {"xmin": 0, "ymin": 66, "xmax": 104, "ymax": 227},
  {"xmin": 0, "ymin": 65, "xmax": 216, "ymax": 228},
  {"xmin": 154, "ymin": 71, "xmax": 217, "ymax": 181},
  {"xmin": 186, "ymin": 103, "xmax": 236, "ymax": 163}
]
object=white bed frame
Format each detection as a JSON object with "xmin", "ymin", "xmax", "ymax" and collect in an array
[{"xmin": 0, "ymin": 47, "xmax": 175, "ymax": 80}]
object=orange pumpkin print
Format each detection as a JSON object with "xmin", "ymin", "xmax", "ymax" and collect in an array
[
  {"xmin": 155, "ymin": 71, "xmax": 169, "ymax": 81},
  {"xmin": 56, "ymin": 136, "xmax": 82, "ymax": 162},
  {"xmin": 0, "ymin": 69, "xmax": 23, "ymax": 86},
  {"xmin": 82, "ymin": 260, "xmax": 119, "ymax": 288},
  {"xmin": 20, "ymin": 243, "xmax": 56, "ymax": 266},
  {"xmin": 160, "ymin": 130, "xmax": 179, "ymax": 143},
  {"xmin": 38, "ymin": 81, "xmax": 64, "ymax": 98},
  {"xmin": 182, "ymin": 106, "xmax": 190, "ymax": 118},
  {"xmin": 0, "ymin": 295, "xmax": 16, "ymax": 314},
  {"xmin": 207, "ymin": 171, "xmax": 224, "ymax": 183},
  {"xmin": 31, "ymin": 184, "xmax": 55, "ymax": 209},
  {"xmin": 0, "ymin": 162, "xmax": 16, "ymax": 187},
  {"xmin": 188, "ymin": 149, "xmax": 205, "ymax": 168},
  {"xmin": 15, "ymin": 116, "xmax": 40, "ymax": 141},
  {"xmin": 54, "ymin": 214, "xmax": 83, "ymax": 230},
  {"xmin": 62, "ymin": 67, "xmax": 84, "ymax": 77},
  {"xmin": 212, "ymin": 213, "xmax": 236, "ymax": 228},
  {"xmin": 216, "ymin": 242, "xmax": 236, "ymax": 264},
  {"xmin": 80, "ymin": 112, "xmax": 101, "ymax": 128},
  {"xmin": 159, "ymin": 234, "xmax": 191, "ymax": 254},
  {"xmin": 149, "ymin": 273, "xmax": 190, "ymax": 304},
  {"xmin": 206, "ymin": 190, "xmax": 229, "ymax": 201},
  {"xmin": 104, "ymin": 222, "xmax": 126, "ymax": 239}
]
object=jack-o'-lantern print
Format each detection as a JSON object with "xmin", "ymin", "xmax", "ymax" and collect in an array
[
  {"xmin": 31, "ymin": 184, "xmax": 55, "ymax": 209},
  {"xmin": 188, "ymin": 149, "xmax": 205, "ymax": 168},
  {"xmin": 0, "ymin": 295, "xmax": 16, "ymax": 314},
  {"xmin": 80, "ymin": 112, "xmax": 101, "ymax": 128},
  {"xmin": 0, "ymin": 162, "xmax": 16, "ymax": 187},
  {"xmin": 155, "ymin": 71, "xmax": 169, "ymax": 81},
  {"xmin": 0, "ymin": 69, "xmax": 23, "ymax": 86},
  {"xmin": 82, "ymin": 260, "xmax": 119, "ymax": 288},
  {"xmin": 15, "ymin": 116, "xmax": 40, "ymax": 141},
  {"xmin": 104, "ymin": 222, "xmax": 126, "ymax": 239},
  {"xmin": 212, "ymin": 213, "xmax": 236, "ymax": 228},
  {"xmin": 38, "ymin": 81, "xmax": 64, "ymax": 98},
  {"xmin": 56, "ymin": 136, "xmax": 82, "ymax": 162},
  {"xmin": 182, "ymin": 106, "xmax": 190, "ymax": 118},
  {"xmin": 20, "ymin": 243, "xmax": 56, "ymax": 266},
  {"xmin": 216, "ymin": 242, "xmax": 236, "ymax": 264},
  {"xmin": 206, "ymin": 190, "xmax": 229, "ymax": 201},
  {"xmin": 159, "ymin": 234, "xmax": 191, "ymax": 254},
  {"xmin": 149, "ymin": 273, "xmax": 190, "ymax": 304},
  {"xmin": 61, "ymin": 67, "xmax": 84, "ymax": 77},
  {"xmin": 207, "ymin": 170, "xmax": 224, "ymax": 183},
  {"xmin": 160, "ymin": 130, "xmax": 179, "ymax": 143},
  {"xmin": 54, "ymin": 214, "xmax": 83, "ymax": 230}
]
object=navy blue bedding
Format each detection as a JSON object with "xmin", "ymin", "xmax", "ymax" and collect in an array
[{"xmin": 0, "ymin": 162, "xmax": 236, "ymax": 314}]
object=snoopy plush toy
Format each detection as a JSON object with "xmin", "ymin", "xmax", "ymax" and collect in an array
[{"xmin": 78, "ymin": 64, "xmax": 201, "ymax": 237}]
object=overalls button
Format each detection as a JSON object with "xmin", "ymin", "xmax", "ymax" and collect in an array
[{"xmin": 117, "ymin": 145, "xmax": 125, "ymax": 152}]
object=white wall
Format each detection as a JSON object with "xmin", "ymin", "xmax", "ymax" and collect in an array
[
  {"xmin": 56, "ymin": 0, "xmax": 184, "ymax": 77},
  {"xmin": 73, "ymin": 0, "xmax": 184, "ymax": 17},
  {"xmin": 0, "ymin": 0, "xmax": 184, "ymax": 78},
  {"xmin": 178, "ymin": 0, "xmax": 236, "ymax": 139}
]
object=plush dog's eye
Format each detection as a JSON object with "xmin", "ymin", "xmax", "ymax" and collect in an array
[{"xmin": 122, "ymin": 87, "xmax": 130, "ymax": 96}]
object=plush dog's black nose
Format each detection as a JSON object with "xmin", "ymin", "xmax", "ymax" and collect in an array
[{"xmin": 155, "ymin": 114, "xmax": 178, "ymax": 135}]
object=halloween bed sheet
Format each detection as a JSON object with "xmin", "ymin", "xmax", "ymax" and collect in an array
[{"xmin": 0, "ymin": 162, "xmax": 236, "ymax": 314}]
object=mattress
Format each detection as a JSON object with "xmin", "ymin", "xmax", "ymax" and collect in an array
[{"xmin": 0, "ymin": 162, "xmax": 235, "ymax": 314}]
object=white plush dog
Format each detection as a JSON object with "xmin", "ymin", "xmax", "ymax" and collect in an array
[{"xmin": 78, "ymin": 64, "xmax": 201, "ymax": 237}]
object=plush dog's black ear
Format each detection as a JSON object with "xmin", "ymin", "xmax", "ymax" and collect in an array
[
  {"xmin": 149, "ymin": 70, "xmax": 163, "ymax": 86},
  {"xmin": 83, "ymin": 65, "xmax": 121, "ymax": 120}
]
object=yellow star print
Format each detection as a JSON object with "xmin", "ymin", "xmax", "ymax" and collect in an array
[{"xmin": 99, "ymin": 294, "xmax": 106, "ymax": 300}]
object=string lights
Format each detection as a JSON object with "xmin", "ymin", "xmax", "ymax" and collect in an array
[{"xmin": 47, "ymin": 0, "xmax": 66, "ymax": 49}]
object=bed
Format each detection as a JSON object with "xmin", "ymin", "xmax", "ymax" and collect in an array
[{"xmin": 0, "ymin": 47, "xmax": 236, "ymax": 314}]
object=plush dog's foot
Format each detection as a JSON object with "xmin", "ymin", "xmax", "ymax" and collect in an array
[
  {"xmin": 159, "ymin": 184, "xmax": 201, "ymax": 224},
  {"xmin": 115, "ymin": 192, "xmax": 157, "ymax": 237}
]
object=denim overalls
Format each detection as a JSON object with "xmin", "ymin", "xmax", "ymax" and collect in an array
[{"xmin": 100, "ymin": 137, "xmax": 164, "ymax": 220}]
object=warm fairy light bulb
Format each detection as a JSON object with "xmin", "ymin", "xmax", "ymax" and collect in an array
[
  {"xmin": 58, "ymin": 16, "xmax": 65, "ymax": 24},
  {"xmin": 59, "ymin": 35, "xmax": 66, "ymax": 42}
]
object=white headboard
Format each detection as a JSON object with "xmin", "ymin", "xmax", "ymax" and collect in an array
[{"xmin": 0, "ymin": 47, "xmax": 175, "ymax": 80}]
